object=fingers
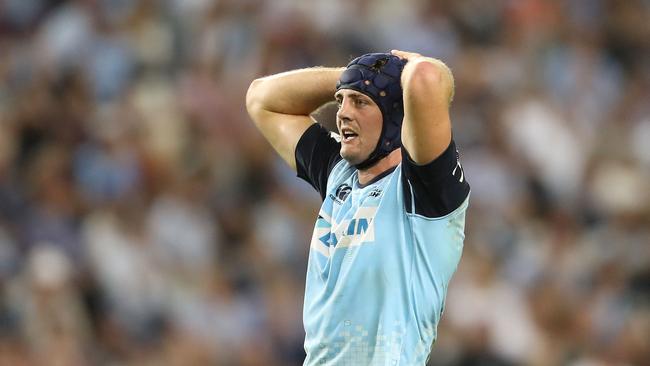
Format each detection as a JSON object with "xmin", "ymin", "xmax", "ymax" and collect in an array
[{"xmin": 390, "ymin": 49, "xmax": 422, "ymax": 61}]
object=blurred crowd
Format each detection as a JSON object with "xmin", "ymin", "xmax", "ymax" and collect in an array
[{"xmin": 0, "ymin": 0, "xmax": 649, "ymax": 365}]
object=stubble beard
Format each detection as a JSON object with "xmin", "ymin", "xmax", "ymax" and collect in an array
[{"xmin": 340, "ymin": 145, "xmax": 368, "ymax": 165}]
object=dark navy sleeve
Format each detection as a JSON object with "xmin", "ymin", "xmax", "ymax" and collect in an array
[
  {"xmin": 295, "ymin": 123, "xmax": 343, "ymax": 201},
  {"xmin": 401, "ymin": 139, "xmax": 470, "ymax": 218}
]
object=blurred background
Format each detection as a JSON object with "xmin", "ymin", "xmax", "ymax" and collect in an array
[{"xmin": 0, "ymin": 0, "xmax": 649, "ymax": 365}]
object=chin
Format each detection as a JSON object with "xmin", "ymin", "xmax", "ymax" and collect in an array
[{"xmin": 340, "ymin": 149, "xmax": 366, "ymax": 165}]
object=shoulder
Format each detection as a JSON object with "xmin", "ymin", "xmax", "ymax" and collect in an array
[
  {"xmin": 297, "ymin": 123, "xmax": 341, "ymax": 151},
  {"xmin": 295, "ymin": 124, "xmax": 344, "ymax": 200}
]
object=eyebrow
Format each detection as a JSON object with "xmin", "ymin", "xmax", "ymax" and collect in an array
[{"xmin": 335, "ymin": 91, "xmax": 370, "ymax": 102}]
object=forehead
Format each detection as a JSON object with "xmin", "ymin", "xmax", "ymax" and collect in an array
[{"xmin": 334, "ymin": 89, "xmax": 372, "ymax": 100}]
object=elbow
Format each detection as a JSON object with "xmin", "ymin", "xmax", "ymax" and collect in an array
[
  {"xmin": 404, "ymin": 59, "xmax": 454, "ymax": 103},
  {"xmin": 245, "ymin": 78, "xmax": 265, "ymax": 117}
]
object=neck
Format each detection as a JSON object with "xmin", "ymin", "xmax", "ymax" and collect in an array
[{"xmin": 357, "ymin": 149, "xmax": 402, "ymax": 185}]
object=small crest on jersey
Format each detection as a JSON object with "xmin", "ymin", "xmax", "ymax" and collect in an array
[
  {"xmin": 369, "ymin": 187, "xmax": 382, "ymax": 198},
  {"xmin": 331, "ymin": 183, "xmax": 352, "ymax": 204}
]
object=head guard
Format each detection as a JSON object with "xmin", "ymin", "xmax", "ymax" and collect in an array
[{"xmin": 336, "ymin": 52, "xmax": 407, "ymax": 170}]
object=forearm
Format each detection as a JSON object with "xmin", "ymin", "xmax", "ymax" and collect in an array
[
  {"xmin": 246, "ymin": 67, "xmax": 344, "ymax": 116},
  {"xmin": 392, "ymin": 50, "xmax": 454, "ymax": 164}
]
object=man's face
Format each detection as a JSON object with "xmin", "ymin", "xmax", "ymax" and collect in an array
[{"xmin": 334, "ymin": 89, "xmax": 383, "ymax": 165}]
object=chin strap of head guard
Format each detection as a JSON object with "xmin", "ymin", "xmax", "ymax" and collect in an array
[{"xmin": 336, "ymin": 52, "xmax": 407, "ymax": 170}]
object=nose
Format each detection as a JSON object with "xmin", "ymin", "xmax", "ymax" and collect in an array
[{"xmin": 336, "ymin": 98, "xmax": 352, "ymax": 123}]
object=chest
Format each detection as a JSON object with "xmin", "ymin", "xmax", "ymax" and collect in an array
[{"xmin": 320, "ymin": 177, "xmax": 396, "ymax": 249}]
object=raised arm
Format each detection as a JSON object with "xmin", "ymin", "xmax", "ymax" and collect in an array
[
  {"xmin": 245, "ymin": 67, "xmax": 344, "ymax": 171},
  {"xmin": 391, "ymin": 50, "xmax": 455, "ymax": 165}
]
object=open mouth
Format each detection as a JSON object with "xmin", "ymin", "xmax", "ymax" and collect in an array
[{"xmin": 341, "ymin": 128, "xmax": 358, "ymax": 142}]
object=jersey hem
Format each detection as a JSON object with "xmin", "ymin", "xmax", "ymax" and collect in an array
[{"xmin": 405, "ymin": 193, "xmax": 470, "ymax": 221}]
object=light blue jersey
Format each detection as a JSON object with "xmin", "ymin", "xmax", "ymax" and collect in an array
[{"xmin": 296, "ymin": 124, "xmax": 470, "ymax": 366}]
